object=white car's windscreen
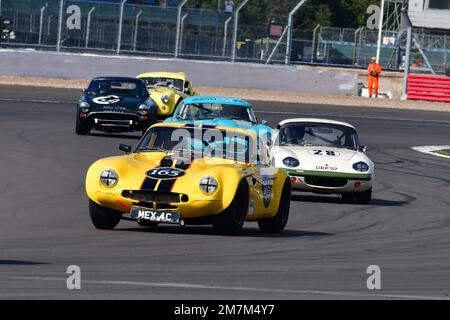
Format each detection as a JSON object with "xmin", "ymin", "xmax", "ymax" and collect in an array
[{"xmin": 277, "ymin": 123, "xmax": 359, "ymax": 150}]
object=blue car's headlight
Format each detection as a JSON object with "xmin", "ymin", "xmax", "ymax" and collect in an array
[
  {"xmin": 138, "ymin": 104, "xmax": 151, "ymax": 115},
  {"xmin": 353, "ymin": 161, "xmax": 369, "ymax": 172},
  {"xmin": 79, "ymin": 101, "xmax": 90, "ymax": 113},
  {"xmin": 282, "ymin": 157, "xmax": 299, "ymax": 167}
]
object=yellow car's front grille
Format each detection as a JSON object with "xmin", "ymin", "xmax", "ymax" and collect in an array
[{"xmin": 121, "ymin": 190, "xmax": 189, "ymax": 204}]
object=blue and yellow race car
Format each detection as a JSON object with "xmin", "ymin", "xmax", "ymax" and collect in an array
[{"xmin": 164, "ymin": 96, "xmax": 272, "ymax": 144}]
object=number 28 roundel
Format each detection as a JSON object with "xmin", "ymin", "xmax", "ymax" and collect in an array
[{"xmin": 146, "ymin": 167, "xmax": 186, "ymax": 180}]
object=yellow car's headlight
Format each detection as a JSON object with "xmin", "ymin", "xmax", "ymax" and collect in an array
[
  {"xmin": 161, "ymin": 95, "xmax": 170, "ymax": 104},
  {"xmin": 200, "ymin": 176, "xmax": 218, "ymax": 194},
  {"xmin": 100, "ymin": 169, "xmax": 118, "ymax": 188}
]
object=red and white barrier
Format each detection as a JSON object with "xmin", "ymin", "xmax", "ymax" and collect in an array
[{"xmin": 407, "ymin": 74, "xmax": 450, "ymax": 103}]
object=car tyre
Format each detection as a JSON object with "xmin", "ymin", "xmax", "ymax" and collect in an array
[
  {"xmin": 76, "ymin": 116, "xmax": 91, "ymax": 135},
  {"xmin": 89, "ymin": 200, "xmax": 122, "ymax": 230},
  {"xmin": 142, "ymin": 109, "xmax": 158, "ymax": 136},
  {"xmin": 258, "ymin": 179, "xmax": 291, "ymax": 233},
  {"xmin": 341, "ymin": 193, "xmax": 355, "ymax": 203},
  {"xmin": 355, "ymin": 188, "xmax": 372, "ymax": 204},
  {"xmin": 213, "ymin": 181, "xmax": 248, "ymax": 234}
]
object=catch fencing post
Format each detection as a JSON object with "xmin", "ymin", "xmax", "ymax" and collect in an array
[
  {"xmin": 265, "ymin": 26, "xmax": 289, "ymax": 64},
  {"xmin": 285, "ymin": 0, "xmax": 309, "ymax": 65},
  {"xmin": 38, "ymin": 4, "xmax": 47, "ymax": 45},
  {"xmin": 222, "ymin": 16, "xmax": 232, "ymax": 56},
  {"xmin": 175, "ymin": 0, "xmax": 188, "ymax": 58},
  {"xmin": 56, "ymin": 0, "xmax": 64, "ymax": 52},
  {"xmin": 85, "ymin": 7, "xmax": 95, "ymax": 48},
  {"xmin": 179, "ymin": 13, "xmax": 188, "ymax": 53},
  {"xmin": 376, "ymin": 0, "xmax": 385, "ymax": 63},
  {"xmin": 402, "ymin": 26, "xmax": 412, "ymax": 99},
  {"xmin": 444, "ymin": 36, "xmax": 448, "ymax": 72},
  {"xmin": 231, "ymin": 0, "xmax": 250, "ymax": 62},
  {"xmin": 116, "ymin": 0, "xmax": 126, "ymax": 55},
  {"xmin": 353, "ymin": 27, "xmax": 362, "ymax": 65},
  {"xmin": 311, "ymin": 24, "xmax": 320, "ymax": 63},
  {"xmin": 133, "ymin": 10, "xmax": 143, "ymax": 51}
]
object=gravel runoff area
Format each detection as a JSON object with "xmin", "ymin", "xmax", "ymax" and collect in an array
[{"xmin": 1, "ymin": 76, "xmax": 449, "ymax": 112}]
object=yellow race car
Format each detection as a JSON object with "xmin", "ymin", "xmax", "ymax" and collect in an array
[
  {"xmin": 85, "ymin": 123, "xmax": 291, "ymax": 234},
  {"xmin": 136, "ymin": 72, "xmax": 197, "ymax": 118}
]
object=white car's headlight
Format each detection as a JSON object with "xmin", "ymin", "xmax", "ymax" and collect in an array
[
  {"xmin": 282, "ymin": 157, "xmax": 300, "ymax": 167},
  {"xmin": 161, "ymin": 95, "xmax": 170, "ymax": 104},
  {"xmin": 200, "ymin": 176, "xmax": 218, "ymax": 194},
  {"xmin": 138, "ymin": 104, "xmax": 150, "ymax": 115},
  {"xmin": 100, "ymin": 169, "xmax": 118, "ymax": 187},
  {"xmin": 79, "ymin": 101, "xmax": 90, "ymax": 113},
  {"xmin": 353, "ymin": 162, "xmax": 369, "ymax": 172}
]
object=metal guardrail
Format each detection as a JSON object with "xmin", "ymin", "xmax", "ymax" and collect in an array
[{"xmin": 0, "ymin": 0, "xmax": 449, "ymax": 73}]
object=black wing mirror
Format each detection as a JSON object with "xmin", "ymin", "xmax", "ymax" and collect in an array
[
  {"xmin": 119, "ymin": 144, "xmax": 132, "ymax": 153},
  {"xmin": 359, "ymin": 145, "xmax": 368, "ymax": 153}
]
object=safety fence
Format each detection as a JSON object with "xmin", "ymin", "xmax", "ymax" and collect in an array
[
  {"xmin": 0, "ymin": 0, "xmax": 449, "ymax": 74},
  {"xmin": 407, "ymin": 74, "xmax": 450, "ymax": 103}
]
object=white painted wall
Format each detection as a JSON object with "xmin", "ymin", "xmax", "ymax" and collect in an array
[{"xmin": 408, "ymin": 0, "xmax": 450, "ymax": 29}]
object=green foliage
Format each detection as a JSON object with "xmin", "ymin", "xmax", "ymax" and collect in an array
[
  {"xmin": 189, "ymin": 0, "xmax": 378, "ymax": 40},
  {"xmin": 195, "ymin": 0, "xmax": 377, "ymax": 29}
]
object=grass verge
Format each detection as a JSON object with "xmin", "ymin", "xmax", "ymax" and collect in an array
[{"xmin": 432, "ymin": 149, "xmax": 450, "ymax": 157}]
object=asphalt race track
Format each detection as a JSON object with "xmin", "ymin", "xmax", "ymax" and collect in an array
[{"xmin": 0, "ymin": 85, "xmax": 449, "ymax": 299}]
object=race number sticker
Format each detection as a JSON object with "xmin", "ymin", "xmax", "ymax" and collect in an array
[
  {"xmin": 308, "ymin": 149, "xmax": 340, "ymax": 157},
  {"xmin": 261, "ymin": 175, "xmax": 273, "ymax": 208},
  {"xmin": 146, "ymin": 167, "xmax": 186, "ymax": 180},
  {"xmin": 92, "ymin": 95, "xmax": 121, "ymax": 105}
]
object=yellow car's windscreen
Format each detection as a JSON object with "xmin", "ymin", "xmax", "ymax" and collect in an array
[
  {"xmin": 141, "ymin": 77, "xmax": 184, "ymax": 92},
  {"xmin": 136, "ymin": 126, "xmax": 255, "ymax": 163}
]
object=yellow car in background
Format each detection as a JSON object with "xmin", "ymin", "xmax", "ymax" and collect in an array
[
  {"xmin": 85, "ymin": 123, "xmax": 291, "ymax": 234},
  {"xmin": 136, "ymin": 72, "xmax": 197, "ymax": 118}
]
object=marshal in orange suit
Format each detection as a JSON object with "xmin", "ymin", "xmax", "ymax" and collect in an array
[{"xmin": 368, "ymin": 57, "xmax": 382, "ymax": 97}]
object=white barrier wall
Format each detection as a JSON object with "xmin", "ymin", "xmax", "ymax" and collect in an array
[{"xmin": 0, "ymin": 49, "xmax": 358, "ymax": 95}]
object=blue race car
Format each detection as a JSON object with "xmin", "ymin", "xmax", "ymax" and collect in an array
[{"xmin": 164, "ymin": 96, "xmax": 272, "ymax": 144}]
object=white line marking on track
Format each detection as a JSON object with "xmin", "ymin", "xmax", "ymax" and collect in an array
[
  {"xmin": 412, "ymin": 146, "xmax": 450, "ymax": 159},
  {"xmin": 12, "ymin": 277, "xmax": 450, "ymax": 300},
  {"xmin": 257, "ymin": 110, "xmax": 450, "ymax": 124},
  {"xmin": 2, "ymin": 97, "xmax": 450, "ymax": 124},
  {"xmin": 0, "ymin": 97, "xmax": 72, "ymax": 104}
]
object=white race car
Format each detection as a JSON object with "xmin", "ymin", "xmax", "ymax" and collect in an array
[{"xmin": 270, "ymin": 118, "xmax": 374, "ymax": 204}]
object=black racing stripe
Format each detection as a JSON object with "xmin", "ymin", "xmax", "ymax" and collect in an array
[
  {"xmin": 157, "ymin": 179, "xmax": 176, "ymax": 192},
  {"xmin": 141, "ymin": 178, "xmax": 158, "ymax": 190},
  {"xmin": 175, "ymin": 160, "xmax": 191, "ymax": 170},
  {"xmin": 141, "ymin": 157, "xmax": 171, "ymax": 190},
  {"xmin": 160, "ymin": 156, "xmax": 174, "ymax": 167}
]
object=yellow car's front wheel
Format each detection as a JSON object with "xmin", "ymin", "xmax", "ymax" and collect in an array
[
  {"xmin": 257, "ymin": 179, "xmax": 291, "ymax": 233},
  {"xmin": 89, "ymin": 200, "xmax": 122, "ymax": 230},
  {"xmin": 213, "ymin": 181, "xmax": 249, "ymax": 234}
]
